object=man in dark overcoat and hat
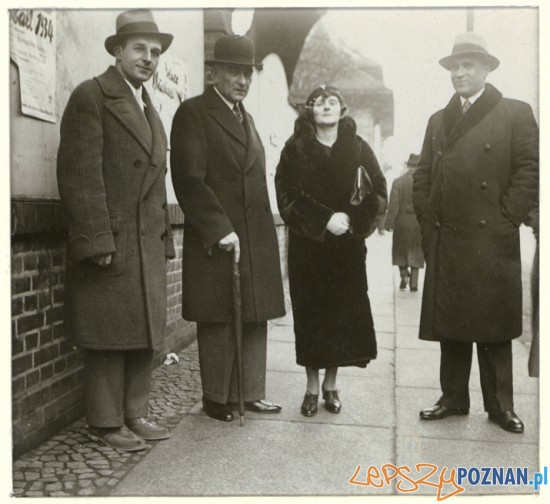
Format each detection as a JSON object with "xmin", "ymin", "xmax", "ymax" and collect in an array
[
  {"xmin": 170, "ymin": 35, "xmax": 285, "ymax": 422},
  {"xmin": 385, "ymin": 153, "xmax": 425, "ymax": 292},
  {"xmin": 413, "ymin": 32, "xmax": 538, "ymax": 433},
  {"xmin": 57, "ymin": 9, "xmax": 175, "ymax": 450}
]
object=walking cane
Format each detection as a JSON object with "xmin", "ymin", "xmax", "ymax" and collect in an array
[{"xmin": 232, "ymin": 248, "xmax": 245, "ymax": 426}]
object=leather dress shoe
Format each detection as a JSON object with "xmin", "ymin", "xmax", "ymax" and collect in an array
[
  {"xmin": 301, "ymin": 392, "xmax": 318, "ymax": 417},
  {"xmin": 489, "ymin": 411, "xmax": 524, "ymax": 434},
  {"xmin": 244, "ymin": 400, "xmax": 282, "ymax": 414},
  {"xmin": 322, "ymin": 388, "xmax": 341, "ymax": 413},
  {"xmin": 125, "ymin": 418, "xmax": 170, "ymax": 440},
  {"xmin": 399, "ymin": 277, "xmax": 409, "ymax": 290},
  {"xmin": 203, "ymin": 398, "xmax": 233, "ymax": 422},
  {"xmin": 419, "ymin": 404, "xmax": 469, "ymax": 420},
  {"xmin": 87, "ymin": 425, "xmax": 146, "ymax": 452}
]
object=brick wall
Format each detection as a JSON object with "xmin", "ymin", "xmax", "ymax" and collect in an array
[{"xmin": 11, "ymin": 236, "xmax": 83, "ymax": 457}]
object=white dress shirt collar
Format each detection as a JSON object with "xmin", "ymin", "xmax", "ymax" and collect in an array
[
  {"xmin": 460, "ymin": 86, "xmax": 485, "ymax": 106},
  {"xmin": 214, "ymin": 85, "xmax": 238, "ymax": 111},
  {"xmin": 123, "ymin": 78, "xmax": 145, "ymax": 111}
]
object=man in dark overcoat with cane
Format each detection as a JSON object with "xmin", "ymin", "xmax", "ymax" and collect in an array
[
  {"xmin": 413, "ymin": 32, "xmax": 538, "ymax": 433},
  {"xmin": 57, "ymin": 9, "xmax": 175, "ymax": 450},
  {"xmin": 170, "ymin": 35, "xmax": 285, "ymax": 422}
]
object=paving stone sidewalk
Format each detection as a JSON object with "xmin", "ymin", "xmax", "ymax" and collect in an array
[{"xmin": 11, "ymin": 342, "xmax": 202, "ymax": 497}]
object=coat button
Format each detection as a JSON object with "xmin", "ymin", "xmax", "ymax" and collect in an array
[
  {"xmin": 480, "ymin": 182, "xmax": 488, "ymax": 190},
  {"xmin": 437, "ymin": 150, "xmax": 443, "ymax": 156},
  {"xmin": 133, "ymin": 159, "xmax": 142, "ymax": 168},
  {"xmin": 161, "ymin": 231, "xmax": 168, "ymax": 240},
  {"xmin": 435, "ymin": 222, "xmax": 441, "ymax": 229},
  {"xmin": 484, "ymin": 144, "xmax": 491, "ymax": 151},
  {"xmin": 478, "ymin": 220, "xmax": 487, "ymax": 228}
]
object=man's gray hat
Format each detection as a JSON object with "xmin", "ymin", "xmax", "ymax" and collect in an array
[
  {"xmin": 439, "ymin": 32, "xmax": 500, "ymax": 71},
  {"xmin": 105, "ymin": 9, "xmax": 173, "ymax": 56}
]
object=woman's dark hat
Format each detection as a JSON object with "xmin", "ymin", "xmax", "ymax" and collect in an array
[
  {"xmin": 439, "ymin": 32, "xmax": 499, "ymax": 71},
  {"xmin": 205, "ymin": 35, "xmax": 263, "ymax": 69},
  {"xmin": 105, "ymin": 9, "xmax": 173, "ymax": 56},
  {"xmin": 406, "ymin": 153, "xmax": 421, "ymax": 167},
  {"xmin": 305, "ymin": 85, "xmax": 347, "ymax": 113}
]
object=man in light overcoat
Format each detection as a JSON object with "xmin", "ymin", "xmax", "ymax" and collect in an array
[
  {"xmin": 413, "ymin": 32, "xmax": 538, "ymax": 433},
  {"xmin": 57, "ymin": 9, "xmax": 175, "ymax": 450},
  {"xmin": 170, "ymin": 35, "xmax": 285, "ymax": 422},
  {"xmin": 385, "ymin": 153, "xmax": 425, "ymax": 292}
]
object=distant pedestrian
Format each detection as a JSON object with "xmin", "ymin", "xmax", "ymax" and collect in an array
[
  {"xmin": 275, "ymin": 85, "xmax": 387, "ymax": 417},
  {"xmin": 170, "ymin": 35, "xmax": 285, "ymax": 423},
  {"xmin": 385, "ymin": 153, "xmax": 425, "ymax": 291},
  {"xmin": 413, "ymin": 33, "xmax": 538, "ymax": 433},
  {"xmin": 57, "ymin": 9, "xmax": 175, "ymax": 451}
]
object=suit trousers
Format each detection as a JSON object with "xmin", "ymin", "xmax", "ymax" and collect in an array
[
  {"xmin": 437, "ymin": 339, "xmax": 513, "ymax": 414},
  {"xmin": 84, "ymin": 349, "xmax": 153, "ymax": 427},
  {"xmin": 197, "ymin": 322, "xmax": 267, "ymax": 404}
]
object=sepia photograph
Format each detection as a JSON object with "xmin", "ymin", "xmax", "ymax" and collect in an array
[{"xmin": 6, "ymin": 0, "xmax": 546, "ymax": 500}]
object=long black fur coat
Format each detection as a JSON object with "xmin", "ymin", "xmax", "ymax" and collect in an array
[{"xmin": 275, "ymin": 115, "xmax": 387, "ymax": 368}]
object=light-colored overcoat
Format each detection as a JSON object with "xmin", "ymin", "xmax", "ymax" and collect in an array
[
  {"xmin": 57, "ymin": 66, "xmax": 174, "ymax": 351},
  {"xmin": 170, "ymin": 86, "xmax": 285, "ymax": 323},
  {"xmin": 413, "ymin": 84, "xmax": 538, "ymax": 343},
  {"xmin": 385, "ymin": 170, "xmax": 425, "ymax": 268}
]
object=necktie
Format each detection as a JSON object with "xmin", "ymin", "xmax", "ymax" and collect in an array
[
  {"xmin": 136, "ymin": 93, "xmax": 146, "ymax": 113},
  {"xmin": 233, "ymin": 104, "xmax": 243, "ymax": 123},
  {"xmin": 462, "ymin": 99, "xmax": 471, "ymax": 114}
]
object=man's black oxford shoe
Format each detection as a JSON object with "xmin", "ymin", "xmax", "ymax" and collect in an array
[
  {"xmin": 202, "ymin": 398, "xmax": 233, "ymax": 422},
  {"xmin": 244, "ymin": 400, "xmax": 282, "ymax": 414},
  {"xmin": 419, "ymin": 404, "xmax": 469, "ymax": 420},
  {"xmin": 489, "ymin": 411, "xmax": 524, "ymax": 434}
]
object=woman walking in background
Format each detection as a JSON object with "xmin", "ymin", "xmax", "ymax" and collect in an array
[
  {"xmin": 275, "ymin": 86, "xmax": 387, "ymax": 417},
  {"xmin": 385, "ymin": 154, "xmax": 425, "ymax": 292}
]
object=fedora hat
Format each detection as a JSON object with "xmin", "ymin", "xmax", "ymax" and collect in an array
[
  {"xmin": 205, "ymin": 35, "xmax": 263, "ymax": 69},
  {"xmin": 105, "ymin": 9, "xmax": 173, "ymax": 56},
  {"xmin": 439, "ymin": 32, "xmax": 499, "ymax": 71},
  {"xmin": 406, "ymin": 153, "xmax": 421, "ymax": 167}
]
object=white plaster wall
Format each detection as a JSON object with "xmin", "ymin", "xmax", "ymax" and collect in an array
[
  {"xmin": 10, "ymin": 9, "xmax": 204, "ymax": 199},
  {"xmin": 243, "ymin": 54, "xmax": 297, "ymax": 215}
]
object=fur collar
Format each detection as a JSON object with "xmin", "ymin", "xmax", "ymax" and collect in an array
[
  {"xmin": 443, "ymin": 83, "xmax": 502, "ymax": 144},
  {"xmin": 286, "ymin": 115, "xmax": 361, "ymax": 168}
]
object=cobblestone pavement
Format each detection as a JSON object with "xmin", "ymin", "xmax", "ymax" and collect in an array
[{"xmin": 12, "ymin": 342, "xmax": 202, "ymax": 497}]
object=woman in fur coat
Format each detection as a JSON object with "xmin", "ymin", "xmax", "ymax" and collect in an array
[{"xmin": 275, "ymin": 86, "xmax": 387, "ymax": 417}]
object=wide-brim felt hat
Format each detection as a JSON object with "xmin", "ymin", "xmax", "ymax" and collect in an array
[
  {"xmin": 439, "ymin": 32, "xmax": 499, "ymax": 71},
  {"xmin": 205, "ymin": 34, "xmax": 263, "ymax": 69},
  {"xmin": 406, "ymin": 153, "xmax": 421, "ymax": 167},
  {"xmin": 105, "ymin": 9, "xmax": 173, "ymax": 56}
]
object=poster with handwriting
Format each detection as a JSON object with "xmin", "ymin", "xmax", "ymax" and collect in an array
[{"xmin": 9, "ymin": 9, "xmax": 56, "ymax": 123}]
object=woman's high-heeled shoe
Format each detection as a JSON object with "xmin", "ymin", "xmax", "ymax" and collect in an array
[
  {"xmin": 322, "ymin": 387, "xmax": 342, "ymax": 413},
  {"xmin": 301, "ymin": 391, "xmax": 319, "ymax": 417}
]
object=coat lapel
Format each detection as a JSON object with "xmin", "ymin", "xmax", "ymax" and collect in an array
[
  {"xmin": 205, "ymin": 86, "xmax": 248, "ymax": 148},
  {"xmin": 96, "ymin": 67, "xmax": 153, "ymax": 156},
  {"xmin": 443, "ymin": 83, "xmax": 503, "ymax": 147},
  {"xmin": 139, "ymin": 87, "xmax": 168, "ymax": 198},
  {"xmin": 241, "ymin": 104, "xmax": 261, "ymax": 173}
]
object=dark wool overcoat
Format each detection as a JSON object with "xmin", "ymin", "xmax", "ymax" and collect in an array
[
  {"xmin": 385, "ymin": 170, "xmax": 425, "ymax": 268},
  {"xmin": 413, "ymin": 84, "xmax": 538, "ymax": 343},
  {"xmin": 57, "ymin": 66, "xmax": 175, "ymax": 351},
  {"xmin": 170, "ymin": 86, "xmax": 285, "ymax": 323},
  {"xmin": 275, "ymin": 116, "xmax": 387, "ymax": 368}
]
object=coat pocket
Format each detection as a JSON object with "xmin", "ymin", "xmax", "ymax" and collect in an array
[{"xmin": 81, "ymin": 214, "xmax": 127, "ymax": 277}]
